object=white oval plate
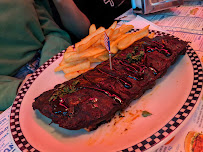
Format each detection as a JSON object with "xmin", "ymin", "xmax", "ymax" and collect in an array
[{"xmin": 10, "ymin": 31, "xmax": 203, "ymax": 152}]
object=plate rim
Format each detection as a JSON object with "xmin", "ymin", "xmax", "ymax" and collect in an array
[{"xmin": 9, "ymin": 30, "xmax": 203, "ymax": 152}]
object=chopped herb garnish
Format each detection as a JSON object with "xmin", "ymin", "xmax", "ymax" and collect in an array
[
  {"xmin": 126, "ymin": 48, "xmax": 145, "ymax": 63},
  {"xmin": 134, "ymin": 46, "xmax": 138, "ymax": 52},
  {"xmin": 49, "ymin": 80, "xmax": 79, "ymax": 102},
  {"xmin": 72, "ymin": 80, "xmax": 80, "ymax": 86},
  {"xmin": 126, "ymin": 53, "xmax": 132, "ymax": 60},
  {"xmin": 140, "ymin": 50, "xmax": 144, "ymax": 55},
  {"xmin": 142, "ymin": 111, "xmax": 152, "ymax": 117}
]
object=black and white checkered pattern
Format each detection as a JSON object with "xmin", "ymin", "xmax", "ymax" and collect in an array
[
  {"xmin": 10, "ymin": 50, "xmax": 65, "ymax": 152},
  {"xmin": 10, "ymin": 31, "xmax": 203, "ymax": 152}
]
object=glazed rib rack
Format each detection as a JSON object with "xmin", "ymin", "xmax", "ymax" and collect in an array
[{"xmin": 32, "ymin": 35, "xmax": 188, "ymax": 131}]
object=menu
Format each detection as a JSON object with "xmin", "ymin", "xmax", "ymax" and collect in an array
[
  {"xmin": 115, "ymin": 0, "xmax": 203, "ymax": 52},
  {"xmin": 0, "ymin": 107, "xmax": 19, "ymax": 152}
]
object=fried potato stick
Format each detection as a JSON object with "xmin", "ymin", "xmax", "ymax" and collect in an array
[
  {"xmin": 110, "ymin": 24, "xmax": 134, "ymax": 41},
  {"xmin": 75, "ymin": 26, "xmax": 105, "ymax": 49},
  {"xmin": 89, "ymin": 24, "xmax": 96, "ymax": 35},
  {"xmin": 148, "ymin": 32, "xmax": 155, "ymax": 39},
  {"xmin": 110, "ymin": 33, "xmax": 130, "ymax": 53},
  {"xmin": 77, "ymin": 31, "xmax": 104, "ymax": 52},
  {"xmin": 96, "ymin": 51, "xmax": 109, "ymax": 61},
  {"xmin": 117, "ymin": 25, "xmax": 150, "ymax": 50},
  {"xmin": 80, "ymin": 45, "xmax": 106, "ymax": 58},
  {"xmin": 107, "ymin": 21, "xmax": 117, "ymax": 31},
  {"xmin": 87, "ymin": 56, "xmax": 103, "ymax": 63},
  {"xmin": 64, "ymin": 69, "xmax": 90, "ymax": 81},
  {"xmin": 55, "ymin": 59, "xmax": 87, "ymax": 72},
  {"xmin": 63, "ymin": 60, "xmax": 90, "ymax": 74}
]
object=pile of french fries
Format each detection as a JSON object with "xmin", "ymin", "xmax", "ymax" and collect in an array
[{"xmin": 55, "ymin": 21, "xmax": 154, "ymax": 80}]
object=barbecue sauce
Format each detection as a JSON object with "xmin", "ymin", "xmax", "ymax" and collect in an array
[
  {"xmin": 49, "ymin": 97, "xmax": 68, "ymax": 115},
  {"xmin": 49, "ymin": 39, "xmax": 171, "ymax": 115},
  {"xmin": 97, "ymin": 69, "xmax": 132, "ymax": 89},
  {"xmin": 123, "ymin": 41, "xmax": 172, "ymax": 80},
  {"xmin": 84, "ymin": 87, "xmax": 123, "ymax": 104},
  {"xmin": 145, "ymin": 41, "xmax": 171, "ymax": 57},
  {"xmin": 50, "ymin": 97, "xmax": 76, "ymax": 116},
  {"xmin": 149, "ymin": 67, "xmax": 158, "ymax": 75},
  {"xmin": 49, "ymin": 80, "xmax": 79, "ymax": 115},
  {"xmin": 116, "ymin": 59, "xmax": 145, "ymax": 80}
]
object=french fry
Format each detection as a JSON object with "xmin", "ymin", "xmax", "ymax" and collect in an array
[
  {"xmin": 55, "ymin": 59, "xmax": 87, "ymax": 72},
  {"xmin": 59, "ymin": 45, "xmax": 75, "ymax": 66},
  {"xmin": 110, "ymin": 24, "xmax": 134, "ymax": 41},
  {"xmin": 65, "ymin": 45, "xmax": 106, "ymax": 62},
  {"xmin": 80, "ymin": 45, "xmax": 106, "ymax": 58},
  {"xmin": 63, "ymin": 60, "xmax": 90, "ymax": 74},
  {"xmin": 93, "ymin": 50, "xmax": 107, "ymax": 58},
  {"xmin": 77, "ymin": 31, "xmax": 104, "ymax": 52},
  {"xmin": 119, "ymin": 24, "xmax": 134, "ymax": 33},
  {"xmin": 65, "ymin": 72, "xmax": 81, "ymax": 81},
  {"xmin": 106, "ymin": 28, "xmax": 114, "ymax": 38},
  {"xmin": 93, "ymin": 28, "xmax": 114, "ymax": 47},
  {"xmin": 65, "ymin": 45, "xmax": 75, "ymax": 52},
  {"xmin": 92, "ymin": 38, "xmax": 101, "ymax": 47},
  {"xmin": 110, "ymin": 32, "xmax": 121, "ymax": 41},
  {"xmin": 75, "ymin": 26, "xmax": 105, "ymax": 49},
  {"xmin": 110, "ymin": 33, "xmax": 130, "ymax": 54},
  {"xmin": 59, "ymin": 57, "xmax": 66, "ymax": 66},
  {"xmin": 107, "ymin": 21, "xmax": 117, "ymax": 31},
  {"xmin": 57, "ymin": 22, "xmax": 151, "ymax": 80},
  {"xmin": 98, "ymin": 21, "xmax": 117, "ymax": 46},
  {"xmin": 96, "ymin": 51, "xmax": 109, "ymax": 61},
  {"xmin": 110, "ymin": 28, "xmax": 120, "ymax": 40},
  {"xmin": 64, "ymin": 69, "xmax": 90, "ymax": 81},
  {"xmin": 63, "ymin": 51, "xmax": 80, "ymax": 62},
  {"xmin": 148, "ymin": 32, "xmax": 155, "ymax": 39},
  {"xmin": 89, "ymin": 24, "xmax": 96, "ymax": 35},
  {"xmin": 117, "ymin": 25, "xmax": 150, "ymax": 50},
  {"xmin": 88, "ymin": 56, "xmax": 103, "ymax": 63},
  {"xmin": 62, "ymin": 45, "xmax": 77, "ymax": 63},
  {"xmin": 100, "ymin": 28, "xmax": 114, "ymax": 47}
]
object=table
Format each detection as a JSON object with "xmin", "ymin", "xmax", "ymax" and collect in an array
[{"xmin": 1, "ymin": 1, "xmax": 203, "ymax": 151}]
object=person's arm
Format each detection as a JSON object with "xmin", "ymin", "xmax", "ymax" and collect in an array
[
  {"xmin": 34, "ymin": 0, "xmax": 73, "ymax": 65},
  {"xmin": 0, "ymin": 0, "xmax": 72, "ymax": 111},
  {"xmin": 0, "ymin": 76, "xmax": 22, "ymax": 111},
  {"xmin": 52, "ymin": 0, "xmax": 91, "ymax": 39}
]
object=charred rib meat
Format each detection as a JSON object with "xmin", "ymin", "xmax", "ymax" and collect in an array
[{"xmin": 32, "ymin": 35, "xmax": 188, "ymax": 131}]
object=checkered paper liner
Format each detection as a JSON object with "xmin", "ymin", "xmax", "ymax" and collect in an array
[{"xmin": 10, "ymin": 30, "xmax": 203, "ymax": 152}]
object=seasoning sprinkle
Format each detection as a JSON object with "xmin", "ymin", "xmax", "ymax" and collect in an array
[{"xmin": 49, "ymin": 80, "xmax": 79, "ymax": 102}]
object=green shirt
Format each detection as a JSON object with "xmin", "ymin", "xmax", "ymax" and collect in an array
[{"xmin": 0, "ymin": 0, "xmax": 72, "ymax": 110}]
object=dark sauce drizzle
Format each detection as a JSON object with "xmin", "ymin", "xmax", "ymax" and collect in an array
[
  {"xmin": 97, "ymin": 69, "xmax": 132, "ymax": 89},
  {"xmin": 146, "ymin": 41, "xmax": 171, "ymax": 57},
  {"xmin": 50, "ymin": 97, "xmax": 76, "ymax": 116},
  {"xmin": 149, "ymin": 67, "xmax": 158, "ymax": 75},
  {"xmin": 84, "ymin": 86, "xmax": 123, "ymax": 104},
  {"xmin": 49, "ymin": 81, "xmax": 79, "ymax": 115},
  {"xmin": 50, "ymin": 97, "xmax": 68, "ymax": 115},
  {"xmin": 82, "ymin": 74, "xmax": 124, "ymax": 105},
  {"xmin": 49, "ymin": 40, "xmax": 171, "ymax": 114},
  {"xmin": 115, "ymin": 58, "xmax": 148, "ymax": 80}
]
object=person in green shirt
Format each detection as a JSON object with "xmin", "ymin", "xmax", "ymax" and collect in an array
[{"xmin": 0, "ymin": 0, "xmax": 90, "ymax": 110}]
